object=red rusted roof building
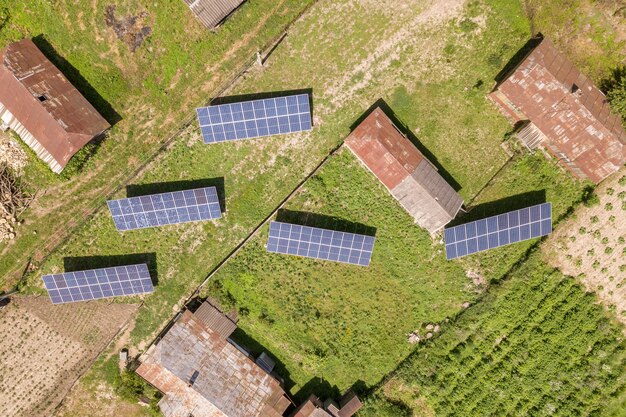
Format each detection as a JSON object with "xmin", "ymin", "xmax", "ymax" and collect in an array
[
  {"xmin": 345, "ymin": 107, "xmax": 464, "ymax": 234},
  {"xmin": 182, "ymin": 0, "xmax": 246, "ymax": 29},
  {"xmin": 0, "ymin": 39, "xmax": 110, "ymax": 173},
  {"xmin": 137, "ymin": 301, "xmax": 292, "ymax": 417},
  {"xmin": 489, "ymin": 36, "xmax": 626, "ymax": 183},
  {"xmin": 290, "ymin": 391, "xmax": 362, "ymax": 417}
]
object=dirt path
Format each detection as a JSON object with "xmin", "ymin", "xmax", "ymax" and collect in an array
[{"xmin": 326, "ymin": 0, "xmax": 466, "ymax": 109}]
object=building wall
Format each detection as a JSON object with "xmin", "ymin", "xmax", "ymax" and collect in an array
[{"xmin": 0, "ymin": 102, "xmax": 62, "ymax": 173}]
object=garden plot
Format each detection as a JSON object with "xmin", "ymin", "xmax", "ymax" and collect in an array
[
  {"xmin": 545, "ymin": 169, "xmax": 626, "ymax": 323},
  {"xmin": 0, "ymin": 296, "xmax": 137, "ymax": 417}
]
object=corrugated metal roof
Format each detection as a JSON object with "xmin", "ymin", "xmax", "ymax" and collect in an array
[
  {"xmin": 0, "ymin": 39, "xmax": 110, "ymax": 171},
  {"xmin": 291, "ymin": 395, "xmax": 332, "ymax": 417},
  {"xmin": 137, "ymin": 309, "xmax": 290, "ymax": 417},
  {"xmin": 490, "ymin": 37, "xmax": 626, "ymax": 183},
  {"xmin": 194, "ymin": 301, "xmax": 237, "ymax": 339},
  {"xmin": 182, "ymin": 0, "xmax": 246, "ymax": 29},
  {"xmin": 337, "ymin": 391, "xmax": 362, "ymax": 417},
  {"xmin": 345, "ymin": 108, "xmax": 463, "ymax": 233}
]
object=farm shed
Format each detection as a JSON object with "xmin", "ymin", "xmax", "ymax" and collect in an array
[
  {"xmin": 182, "ymin": 0, "xmax": 246, "ymax": 29},
  {"xmin": 345, "ymin": 107, "xmax": 464, "ymax": 234},
  {"xmin": 136, "ymin": 300, "xmax": 291, "ymax": 417},
  {"xmin": 0, "ymin": 39, "xmax": 110, "ymax": 173},
  {"xmin": 489, "ymin": 36, "xmax": 626, "ymax": 184},
  {"xmin": 290, "ymin": 390, "xmax": 362, "ymax": 417}
]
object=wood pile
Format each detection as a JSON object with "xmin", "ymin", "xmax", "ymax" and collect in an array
[{"xmin": 0, "ymin": 164, "xmax": 30, "ymax": 242}]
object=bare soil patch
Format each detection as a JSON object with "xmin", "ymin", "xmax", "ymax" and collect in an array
[
  {"xmin": 0, "ymin": 296, "xmax": 138, "ymax": 417},
  {"xmin": 105, "ymin": 5, "xmax": 152, "ymax": 52},
  {"xmin": 544, "ymin": 169, "xmax": 626, "ymax": 323}
]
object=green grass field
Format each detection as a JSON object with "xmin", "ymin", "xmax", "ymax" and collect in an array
[
  {"xmin": 6, "ymin": 0, "xmax": 626, "ymax": 415},
  {"xmin": 0, "ymin": 0, "xmax": 317, "ymax": 287},
  {"xmin": 202, "ymin": 149, "xmax": 477, "ymax": 401}
]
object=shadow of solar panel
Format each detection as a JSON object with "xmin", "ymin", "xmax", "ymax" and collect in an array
[
  {"xmin": 42, "ymin": 264, "xmax": 154, "ymax": 305},
  {"xmin": 444, "ymin": 203, "xmax": 552, "ymax": 260},
  {"xmin": 107, "ymin": 186, "xmax": 221, "ymax": 231},
  {"xmin": 196, "ymin": 94, "xmax": 312, "ymax": 143},
  {"xmin": 266, "ymin": 221, "xmax": 375, "ymax": 266}
]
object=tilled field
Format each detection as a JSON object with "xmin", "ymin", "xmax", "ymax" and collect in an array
[
  {"xmin": 0, "ymin": 296, "xmax": 137, "ymax": 417},
  {"xmin": 546, "ymin": 168, "xmax": 626, "ymax": 324}
]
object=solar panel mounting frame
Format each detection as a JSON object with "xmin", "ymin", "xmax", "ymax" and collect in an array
[
  {"xmin": 107, "ymin": 186, "xmax": 221, "ymax": 231},
  {"xmin": 196, "ymin": 93, "xmax": 312, "ymax": 144},
  {"xmin": 266, "ymin": 221, "xmax": 375, "ymax": 266},
  {"xmin": 444, "ymin": 202, "xmax": 552, "ymax": 260},
  {"xmin": 41, "ymin": 263, "xmax": 154, "ymax": 305}
]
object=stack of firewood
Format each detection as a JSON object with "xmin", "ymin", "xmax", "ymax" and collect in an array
[{"xmin": 0, "ymin": 164, "xmax": 31, "ymax": 242}]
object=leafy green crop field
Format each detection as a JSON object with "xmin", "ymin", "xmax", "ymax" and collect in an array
[{"xmin": 360, "ymin": 255, "xmax": 626, "ymax": 417}]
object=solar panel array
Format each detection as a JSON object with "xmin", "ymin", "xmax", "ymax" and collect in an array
[
  {"xmin": 42, "ymin": 264, "xmax": 154, "ymax": 305},
  {"xmin": 266, "ymin": 221, "xmax": 375, "ymax": 266},
  {"xmin": 196, "ymin": 94, "xmax": 312, "ymax": 143},
  {"xmin": 107, "ymin": 187, "xmax": 221, "ymax": 231},
  {"xmin": 444, "ymin": 203, "xmax": 552, "ymax": 260}
]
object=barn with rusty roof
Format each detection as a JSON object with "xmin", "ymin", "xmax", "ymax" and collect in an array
[
  {"xmin": 345, "ymin": 107, "xmax": 464, "ymax": 234},
  {"xmin": 489, "ymin": 36, "xmax": 626, "ymax": 184},
  {"xmin": 136, "ymin": 300, "xmax": 292, "ymax": 417},
  {"xmin": 182, "ymin": 0, "xmax": 246, "ymax": 29},
  {"xmin": 289, "ymin": 391, "xmax": 362, "ymax": 417},
  {"xmin": 0, "ymin": 39, "xmax": 110, "ymax": 173}
]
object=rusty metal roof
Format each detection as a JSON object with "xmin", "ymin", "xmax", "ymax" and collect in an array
[
  {"xmin": 194, "ymin": 300, "xmax": 237, "ymax": 339},
  {"xmin": 0, "ymin": 39, "xmax": 110, "ymax": 169},
  {"xmin": 182, "ymin": 0, "xmax": 246, "ymax": 29},
  {"xmin": 137, "ymin": 305, "xmax": 290, "ymax": 417},
  {"xmin": 291, "ymin": 395, "xmax": 332, "ymax": 417},
  {"xmin": 337, "ymin": 391, "xmax": 362, "ymax": 417},
  {"xmin": 345, "ymin": 108, "xmax": 463, "ymax": 233},
  {"xmin": 490, "ymin": 36, "xmax": 626, "ymax": 183}
]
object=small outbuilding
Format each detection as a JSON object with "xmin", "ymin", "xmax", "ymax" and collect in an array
[
  {"xmin": 182, "ymin": 0, "xmax": 246, "ymax": 29},
  {"xmin": 290, "ymin": 390, "xmax": 362, "ymax": 417},
  {"xmin": 137, "ymin": 300, "xmax": 291, "ymax": 417},
  {"xmin": 0, "ymin": 39, "xmax": 110, "ymax": 173},
  {"xmin": 489, "ymin": 36, "xmax": 626, "ymax": 184},
  {"xmin": 345, "ymin": 107, "xmax": 464, "ymax": 234}
]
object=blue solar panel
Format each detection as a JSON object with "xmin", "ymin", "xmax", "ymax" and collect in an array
[
  {"xmin": 266, "ymin": 221, "xmax": 375, "ymax": 266},
  {"xmin": 107, "ymin": 187, "xmax": 221, "ymax": 231},
  {"xmin": 42, "ymin": 264, "xmax": 154, "ymax": 305},
  {"xmin": 196, "ymin": 94, "xmax": 312, "ymax": 143},
  {"xmin": 444, "ymin": 203, "xmax": 552, "ymax": 260}
]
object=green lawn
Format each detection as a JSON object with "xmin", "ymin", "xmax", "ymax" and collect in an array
[
  {"xmin": 360, "ymin": 255, "xmax": 626, "ymax": 417},
  {"xmin": 0, "ymin": 0, "xmax": 318, "ymax": 287},
  {"xmin": 21, "ymin": 0, "xmax": 533, "ymax": 348},
  {"xmin": 202, "ymin": 149, "xmax": 477, "ymax": 401}
]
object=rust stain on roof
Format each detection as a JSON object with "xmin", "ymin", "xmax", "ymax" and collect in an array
[
  {"xmin": 0, "ymin": 39, "xmax": 110, "ymax": 169},
  {"xmin": 137, "ymin": 302, "xmax": 290, "ymax": 417},
  {"xmin": 345, "ymin": 107, "xmax": 463, "ymax": 233},
  {"xmin": 344, "ymin": 108, "xmax": 423, "ymax": 189},
  {"xmin": 490, "ymin": 36, "xmax": 626, "ymax": 183}
]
